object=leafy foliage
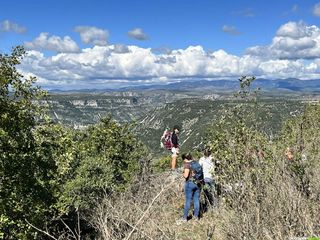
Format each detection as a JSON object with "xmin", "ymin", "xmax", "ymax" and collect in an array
[
  {"xmin": 206, "ymin": 77, "xmax": 273, "ymax": 190},
  {"xmin": 277, "ymin": 104, "xmax": 320, "ymax": 199},
  {"xmin": 0, "ymin": 46, "xmax": 147, "ymax": 239},
  {"xmin": 204, "ymin": 76, "xmax": 320, "ymax": 238},
  {"xmin": 0, "ymin": 46, "xmax": 50, "ymax": 238},
  {"xmin": 60, "ymin": 117, "xmax": 147, "ymax": 211}
]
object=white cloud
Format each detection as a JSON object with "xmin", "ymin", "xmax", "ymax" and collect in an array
[
  {"xmin": 112, "ymin": 44, "xmax": 130, "ymax": 53},
  {"xmin": 128, "ymin": 28, "xmax": 148, "ymax": 40},
  {"xmin": 18, "ymin": 43, "xmax": 320, "ymax": 90},
  {"xmin": 313, "ymin": 2, "xmax": 320, "ymax": 17},
  {"xmin": 246, "ymin": 21, "xmax": 320, "ymax": 59},
  {"xmin": 74, "ymin": 26, "xmax": 109, "ymax": 46},
  {"xmin": 0, "ymin": 20, "xmax": 26, "ymax": 33},
  {"xmin": 17, "ymin": 21, "xmax": 320, "ymax": 89},
  {"xmin": 24, "ymin": 32, "xmax": 80, "ymax": 53},
  {"xmin": 276, "ymin": 21, "xmax": 309, "ymax": 38},
  {"xmin": 222, "ymin": 25, "xmax": 241, "ymax": 35}
]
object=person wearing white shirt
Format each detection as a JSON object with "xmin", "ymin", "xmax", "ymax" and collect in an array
[{"xmin": 199, "ymin": 149, "xmax": 215, "ymax": 208}]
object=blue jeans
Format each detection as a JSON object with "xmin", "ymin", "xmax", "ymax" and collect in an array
[{"xmin": 183, "ymin": 181, "xmax": 200, "ymax": 220}]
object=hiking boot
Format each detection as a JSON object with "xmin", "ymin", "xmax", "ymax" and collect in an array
[{"xmin": 176, "ymin": 218, "xmax": 187, "ymax": 225}]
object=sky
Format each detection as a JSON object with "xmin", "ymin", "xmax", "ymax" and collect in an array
[{"xmin": 1, "ymin": 0, "xmax": 320, "ymax": 90}]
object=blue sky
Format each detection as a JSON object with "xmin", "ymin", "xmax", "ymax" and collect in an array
[{"xmin": 1, "ymin": 0, "xmax": 320, "ymax": 89}]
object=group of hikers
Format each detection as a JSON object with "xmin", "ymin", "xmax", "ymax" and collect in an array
[
  {"xmin": 161, "ymin": 125, "xmax": 308, "ymax": 224},
  {"xmin": 160, "ymin": 125, "xmax": 216, "ymax": 224}
]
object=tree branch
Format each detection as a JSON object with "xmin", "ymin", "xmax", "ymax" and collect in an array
[
  {"xmin": 125, "ymin": 181, "xmax": 175, "ymax": 240},
  {"xmin": 25, "ymin": 219, "xmax": 57, "ymax": 240}
]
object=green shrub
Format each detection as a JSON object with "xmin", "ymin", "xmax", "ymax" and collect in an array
[{"xmin": 59, "ymin": 117, "xmax": 147, "ymax": 211}]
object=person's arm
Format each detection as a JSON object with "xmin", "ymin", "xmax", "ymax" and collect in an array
[
  {"xmin": 183, "ymin": 163, "xmax": 190, "ymax": 179},
  {"xmin": 183, "ymin": 168, "xmax": 190, "ymax": 179},
  {"xmin": 199, "ymin": 158, "xmax": 203, "ymax": 167}
]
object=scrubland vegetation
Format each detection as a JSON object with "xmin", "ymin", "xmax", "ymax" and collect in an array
[{"xmin": 1, "ymin": 47, "xmax": 319, "ymax": 239}]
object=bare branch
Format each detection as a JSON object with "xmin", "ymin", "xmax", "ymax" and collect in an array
[
  {"xmin": 125, "ymin": 181, "xmax": 175, "ymax": 240},
  {"xmin": 25, "ymin": 219, "xmax": 58, "ymax": 240},
  {"xmin": 59, "ymin": 217, "xmax": 78, "ymax": 240}
]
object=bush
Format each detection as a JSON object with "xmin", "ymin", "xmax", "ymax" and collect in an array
[
  {"xmin": 59, "ymin": 117, "xmax": 147, "ymax": 212},
  {"xmin": 0, "ymin": 46, "xmax": 52, "ymax": 239},
  {"xmin": 0, "ymin": 46, "xmax": 148, "ymax": 239},
  {"xmin": 153, "ymin": 155, "xmax": 172, "ymax": 173},
  {"xmin": 203, "ymin": 77, "xmax": 320, "ymax": 239}
]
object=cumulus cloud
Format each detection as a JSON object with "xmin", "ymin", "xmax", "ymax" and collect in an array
[
  {"xmin": 19, "ymin": 45, "xmax": 238, "ymax": 87},
  {"xmin": 151, "ymin": 47, "xmax": 172, "ymax": 55},
  {"xmin": 17, "ymin": 21, "xmax": 320, "ymax": 89},
  {"xmin": 246, "ymin": 21, "xmax": 320, "ymax": 59},
  {"xmin": 0, "ymin": 20, "xmax": 27, "ymax": 33},
  {"xmin": 113, "ymin": 44, "xmax": 130, "ymax": 53},
  {"xmin": 74, "ymin": 26, "xmax": 109, "ymax": 46},
  {"xmin": 24, "ymin": 32, "xmax": 80, "ymax": 53},
  {"xmin": 18, "ymin": 42, "xmax": 320, "ymax": 90},
  {"xmin": 128, "ymin": 28, "xmax": 148, "ymax": 40},
  {"xmin": 222, "ymin": 25, "xmax": 241, "ymax": 35}
]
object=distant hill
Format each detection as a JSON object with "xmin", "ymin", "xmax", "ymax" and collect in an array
[
  {"xmin": 135, "ymin": 98, "xmax": 305, "ymax": 156},
  {"xmin": 120, "ymin": 78, "xmax": 320, "ymax": 93},
  {"xmin": 44, "ymin": 84, "xmax": 315, "ymax": 156},
  {"xmin": 48, "ymin": 78, "xmax": 320, "ymax": 94}
]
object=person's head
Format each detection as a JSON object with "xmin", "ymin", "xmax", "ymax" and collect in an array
[
  {"xmin": 186, "ymin": 153, "xmax": 192, "ymax": 160},
  {"xmin": 203, "ymin": 149, "xmax": 212, "ymax": 157},
  {"xmin": 173, "ymin": 125, "xmax": 180, "ymax": 134},
  {"xmin": 182, "ymin": 153, "xmax": 192, "ymax": 161}
]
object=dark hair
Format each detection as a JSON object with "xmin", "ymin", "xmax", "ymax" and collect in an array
[
  {"xmin": 173, "ymin": 125, "xmax": 180, "ymax": 131},
  {"xmin": 204, "ymin": 149, "xmax": 212, "ymax": 157},
  {"xmin": 181, "ymin": 153, "xmax": 192, "ymax": 160},
  {"xmin": 186, "ymin": 153, "xmax": 192, "ymax": 160}
]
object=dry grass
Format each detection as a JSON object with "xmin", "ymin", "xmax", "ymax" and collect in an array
[
  {"xmin": 90, "ymin": 172, "xmax": 217, "ymax": 240},
  {"xmin": 89, "ymin": 153, "xmax": 320, "ymax": 240}
]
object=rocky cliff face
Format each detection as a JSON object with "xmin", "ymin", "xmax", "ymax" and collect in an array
[
  {"xmin": 46, "ymin": 95, "xmax": 151, "ymax": 126},
  {"xmin": 136, "ymin": 99, "xmax": 223, "ymax": 155},
  {"xmin": 44, "ymin": 90, "xmax": 305, "ymax": 156},
  {"xmin": 135, "ymin": 99, "xmax": 306, "ymax": 156},
  {"xmin": 45, "ymin": 90, "xmax": 218, "ymax": 127}
]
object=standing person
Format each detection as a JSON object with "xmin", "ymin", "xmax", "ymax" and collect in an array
[
  {"xmin": 177, "ymin": 153, "xmax": 203, "ymax": 224},
  {"xmin": 171, "ymin": 125, "xmax": 180, "ymax": 171},
  {"xmin": 199, "ymin": 149, "xmax": 215, "ymax": 209}
]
